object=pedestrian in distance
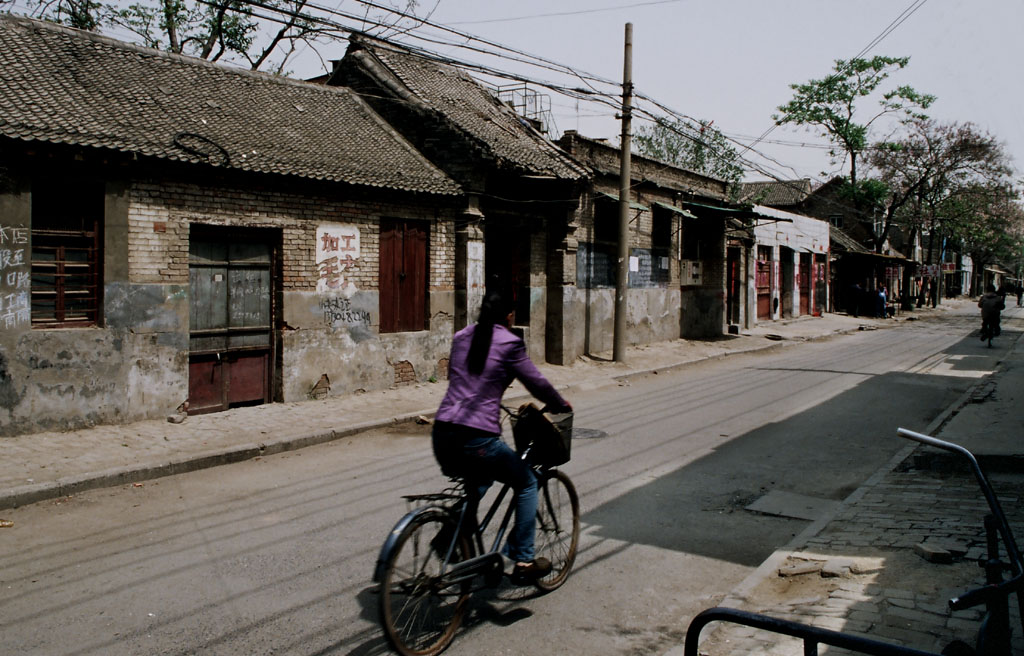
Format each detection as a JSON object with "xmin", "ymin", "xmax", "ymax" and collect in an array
[
  {"xmin": 1016, "ymin": 282, "xmax": 1022, "ymax": 308},
  {"xmin": 876, "ymin": 283, "xmax": 887, "ymax": 319},
  {"xmin": 979, "ymin": 283, "xmax": 1005, "ymax": 342}
]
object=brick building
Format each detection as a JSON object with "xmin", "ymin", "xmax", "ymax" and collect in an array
[
  {"xmin": 327, "ymin": 35, "xmax": 591, "ymax": 364},
  {"xmin": 0, "ymin": 16, "xmax": 464, "ymax": 435},
  {"xmin": 555, "ymin": 133, "xmax": 756, "ymax": 349}
]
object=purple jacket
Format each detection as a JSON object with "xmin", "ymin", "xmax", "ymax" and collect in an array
[{"xmin": 436, "ymin": 324, "xmax": 568, "ymax": 434}]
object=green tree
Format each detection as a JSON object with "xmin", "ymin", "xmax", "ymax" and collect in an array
[
  {"xmin": 946, "ymin": 183, "xmax": 1024, "ymax": 294},
  {"xmin": 775, "ymin": 56, "xmax": 934, "ymax": 206},
  {"xmin": 634, "ymin": 117, "xmax": 744, "ymax": 186}
]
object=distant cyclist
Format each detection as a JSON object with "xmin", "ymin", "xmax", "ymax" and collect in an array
[{"xmin": 978, "ymin": 283, "xmax": 1005, "ymax": 342}]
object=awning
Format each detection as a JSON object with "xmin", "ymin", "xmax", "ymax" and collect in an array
[
  {"xmin": 682, "ymin": 200, "xmax": 757, "ymax": 220},
  {"xmin": 683, "ymin": 200, "xmax": 747, "ymax": 213},
  {"xmin": 595, "ymin": 191, "xmax": 648, "ymax": 211},
  {"xmin": 652, "ymin": 201, "xmax": 697, "ymax": 218},
  {"xmin": 750, "ymin": 205, "xmax": 795, "ymax": 224}
]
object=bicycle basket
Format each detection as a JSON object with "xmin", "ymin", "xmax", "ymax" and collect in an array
[{"xmin": 511, "ymin": 402, "xmax": 573, "ymax": 466}]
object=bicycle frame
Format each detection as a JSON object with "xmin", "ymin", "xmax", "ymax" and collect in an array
[{"xmin": 372, "ymin": 476, "xmax": 521, "ymax": 593}]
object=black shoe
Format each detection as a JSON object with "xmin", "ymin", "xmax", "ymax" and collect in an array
[{"xmin": 510, "ymin": 557, "xmax": 552, "ymax": 584}]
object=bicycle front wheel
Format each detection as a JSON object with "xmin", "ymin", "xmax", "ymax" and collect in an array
[
  {"xmin": 379, "ymin": 510, "xmax": 471, "ymax": 656},
  {"xmin": 533, "ymin": 469, "xmax": 580, "ymax": 591}
]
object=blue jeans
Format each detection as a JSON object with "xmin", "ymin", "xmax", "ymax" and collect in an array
[{"xmin": 432, "ymin": 422, "xmax": 538, "ymax": 562}]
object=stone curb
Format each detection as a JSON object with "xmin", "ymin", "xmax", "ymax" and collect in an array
[{"xmin": 0, "ymin": 321, "xmax": 890, "ymax": 512}]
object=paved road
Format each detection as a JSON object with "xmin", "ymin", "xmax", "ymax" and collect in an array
[{"xmin": 0, "ymin": 309, "xmax": 996, "ymax": 655}]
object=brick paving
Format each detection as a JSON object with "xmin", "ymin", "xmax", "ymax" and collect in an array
[{"xmin": 693, "ymin": 304, "xmax": 1024, "ymax": 656}]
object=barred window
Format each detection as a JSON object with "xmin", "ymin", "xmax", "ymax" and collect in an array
[{"xmin": 31, "ymin": 182, "xmax": 103, "ymax": 328}]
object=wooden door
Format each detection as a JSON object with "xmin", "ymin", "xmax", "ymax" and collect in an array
[
  {"xmin": 188, "ymin": 238, "xmax": 273, "ymax": 414},
  {"xmin": 380, "ymin": 219, "xmax": 428, "ymax": 333},
  {"xmin": 798, "ymin": 253, "xmax": 811, "ymax": 315}
]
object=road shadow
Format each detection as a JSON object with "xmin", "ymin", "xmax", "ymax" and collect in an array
[{"xmin": 579, "ymin": 338, "xmax": 983, "ymax": 568}]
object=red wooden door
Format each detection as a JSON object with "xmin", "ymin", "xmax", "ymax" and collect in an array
[
  {"xmin": 380, "ymin": 219, "xmax": 428, "ymax": 333},
  {"xmin": 798, "ymin": 253, "xmax": 811, "ymax": 315},
  {"xmin": 756, "ymin": 259, "xmax": 771, "ymax": 319}
]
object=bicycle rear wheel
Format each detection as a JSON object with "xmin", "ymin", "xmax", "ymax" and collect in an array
[
  {"xmin": 533, "ymin": 469, "xmax": 580, "ymax": 591},
  {"xmin": 379, "ymin": 510, "xmax": 471, "ymax": 656}
]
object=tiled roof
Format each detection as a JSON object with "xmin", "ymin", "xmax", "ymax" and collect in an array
[
  {"xmin": 0, "ymin": 15, "xmax": 461, "ymax": 195},
  {"xmin": 343, "ymin": 36, "xmax": 589, "ymax": 181},
  {"xmin": 741, "ymin": 179, "xmax": 813, "ymax": 206},
  {"xmin": 830, "ymin": 226, "xmax": 870, "ymax": 253}
]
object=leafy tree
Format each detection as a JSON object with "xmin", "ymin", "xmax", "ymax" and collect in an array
[
  {"xmin": 9, "ymin": 0, "xmax": 424, "ymax": 74},
  {"xmin": 868, "ymin": 120, "xmax": 1016, "ymax": 304},
  {"xmin": 868, "ymin": 121, "xmax": 1012, "ymax": 250},
  {"xmin": 634, "ymin": 117, "xmax": 744, "ymax": 186},
  {"xmin": 775, "ymin": 56, "xmax": 934, "ymax": 204},
  {"xmin": 946, "ymin": 183, "xmax": 1024, "ymax": 294}
]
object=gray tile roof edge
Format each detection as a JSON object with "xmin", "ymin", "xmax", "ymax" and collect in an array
[
  {"xmin": 1, "ymin": 14, "xmax": 463, "ymax": 196},
  {"xmin": 349, "ymin": 35, "xmax": 590, "ymax": 181},
  {"xmin": 344, "ymin": 91, "xmax": 464, "ymax": 195},
  {"xmin": 5, "ymin": 14, "xmax": 339, "ymax": 97}
]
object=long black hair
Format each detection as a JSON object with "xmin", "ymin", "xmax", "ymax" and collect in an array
[{"xmin": 467, "ymin": 288, "xmax": 514, "ymax": 375}]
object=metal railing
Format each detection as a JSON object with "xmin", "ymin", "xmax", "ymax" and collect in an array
[{"xmin": 684, "ymin": 607, "xmax": 942, "ymax": 656}]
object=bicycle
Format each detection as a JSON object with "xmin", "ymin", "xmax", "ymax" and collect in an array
[
  {"xmin": 980, "ymin": 317, "xmax": 1000, "ymax": 348},
  {"xmin": 373, "ymin": 404, "xmax": 581, "ymax": 656}
]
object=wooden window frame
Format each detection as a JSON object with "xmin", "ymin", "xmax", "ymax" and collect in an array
[{"xmin": 30, "ymin": 183, "xmax": 103, "ymax": 328}]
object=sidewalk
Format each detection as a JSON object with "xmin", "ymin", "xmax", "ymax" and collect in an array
[
  {"xmin": 683, "ymin": 301, "xmax": 1024, "ymax": 656},
  {"xmin": 0, "ymin": 306, "xmax": 915, "ymax": 511}
]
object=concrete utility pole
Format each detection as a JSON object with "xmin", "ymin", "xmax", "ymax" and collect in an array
[{"xmin": 614, "ymin": 22, "xmax": 633, "ymax": 363}]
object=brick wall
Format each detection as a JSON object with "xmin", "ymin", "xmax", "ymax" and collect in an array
[{"xmin": 127, "ymin": 180, "xmax": 455, "ymax": 290}]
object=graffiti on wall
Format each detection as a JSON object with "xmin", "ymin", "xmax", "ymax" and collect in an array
[
  {"xmin": 316, "ymin": 223, "xmax": 360, "ymax": 294},
  {"xmin": 0, "ymin": 226, "xmax": 29, "ymax": 329},
  {"xmin": 319, "ymin": 297, "xmax": 370, "ymax": 327}
]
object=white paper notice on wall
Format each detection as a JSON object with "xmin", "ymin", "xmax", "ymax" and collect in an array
[
  {"xmin": 629, "ymin": 256, "xmax": 639, "ymax": 272},
  {"xmin": 316, "ymin": 223, "xmax": 361, "ymax": 295},
  {"xmin": 660, "ymin": 257, "xmax": 669, "ymax": 269}
]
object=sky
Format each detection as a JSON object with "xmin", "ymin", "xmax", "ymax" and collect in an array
[{"xmin": 297, "ymin": 0, "xmax": 1023, "ymax": 186}]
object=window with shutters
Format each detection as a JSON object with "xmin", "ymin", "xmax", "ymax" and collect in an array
[
  {"xmin": 31, "ymin": 180, "xmax": 103, "ymax": 328},
  {"xmin": 379, "ymin": 218, "xmax": 428, "ymax": 333}
]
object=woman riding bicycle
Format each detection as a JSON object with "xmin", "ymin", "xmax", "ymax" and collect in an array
[
  {"xmin": 979, "ymin": 283, "xmax": 1005, "ymax": 341},
  {"xmin": 432, "ymin": 285, "xmax": 572, "ymax": 582}
]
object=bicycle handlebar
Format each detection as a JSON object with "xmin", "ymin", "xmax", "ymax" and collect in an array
[
  {"xmin": 950, "ymin": 573, "xmax": 1024, "ymax": 611},
  {"xmin": 897, "ymin": 427, "xmax": 1024, "ymax": 576}
]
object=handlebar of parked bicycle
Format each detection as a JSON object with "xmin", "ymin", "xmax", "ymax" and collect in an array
[{"xmin": 897, "ymin": 427, "xmax": 1024, "ymax": 613}]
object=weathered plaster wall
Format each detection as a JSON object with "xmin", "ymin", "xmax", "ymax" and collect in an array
[
  {"xmin": 0, "ymin": 168, "xmax": 458, "ymax": 436},
  {"xmin": 280, "ymin": 289, "xmax": 453, "ymax": 400},
  {"xmin": 0, "ymin": 176, "xmax": 189, "ymax": 435},
  {"xmin": 753, "ymin": 207, "xmax": 830, "ymax": 321}
]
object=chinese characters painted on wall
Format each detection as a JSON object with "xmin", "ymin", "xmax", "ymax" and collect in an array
[
  {"xmin": 0, "ymin": 225, "xmax": 29, "ymax": 329},
  {"xmin": 315, "ymin": 223, "xmax": 360, "ymax": 294}
]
